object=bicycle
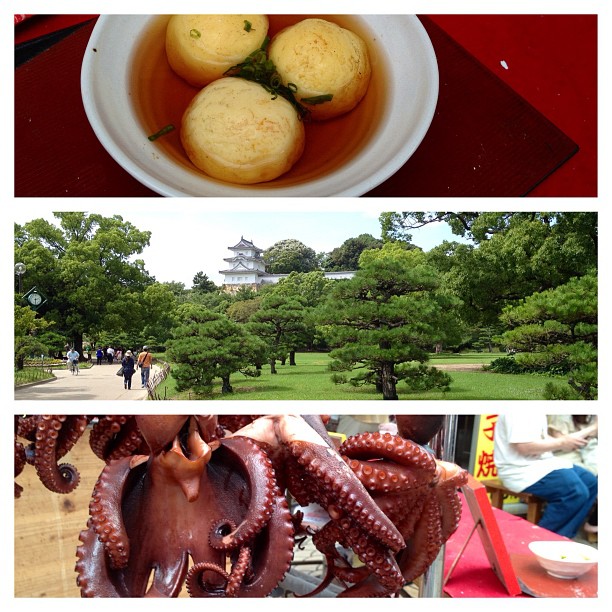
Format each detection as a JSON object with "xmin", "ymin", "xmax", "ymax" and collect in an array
[{"xmin": 69, "ymin": 359, "xmax": 79, "ymax": 375}]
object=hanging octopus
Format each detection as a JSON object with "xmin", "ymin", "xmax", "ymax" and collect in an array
[
  {"xmin": 15, "ymin": 414, "xmax": 467, "ymax": 598},
  {"xmin": 339, "ymin": 429, "xmax": 467, "ymax": 588},
  {"xmin": 74, "ymin": 415, "xmax": 405, "ymax": 597}
]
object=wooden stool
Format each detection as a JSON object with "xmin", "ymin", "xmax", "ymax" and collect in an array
[{"xmin": 483, "ymin": 478, "xmax": 544, "ymax": 524}]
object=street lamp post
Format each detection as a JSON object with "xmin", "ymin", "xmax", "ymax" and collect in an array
[{"xmin": 15, "ymin": 262, "xmax": 27, "ymax": 294}]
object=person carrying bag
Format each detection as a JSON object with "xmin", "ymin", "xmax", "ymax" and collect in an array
[
  {"xmin": 137, "ymin": 346, "xmax": 153, "ymax": 389},
  {"xmin": 121, "ymin": 350, "xmax": 136, "ymax": 390}
]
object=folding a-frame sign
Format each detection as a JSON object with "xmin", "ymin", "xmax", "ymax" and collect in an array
[{"xmin": 444, "ymin": 474, "xmax": 522, "ymax": 596}]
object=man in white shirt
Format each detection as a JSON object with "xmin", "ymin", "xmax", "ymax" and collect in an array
[{"xmin": 494, "ymin": 413, "xmax": 597, "ymax": 538}]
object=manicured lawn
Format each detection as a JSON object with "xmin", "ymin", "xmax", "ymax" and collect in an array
[{"xmin": 155, "ymin": 352, "xmax": 564, "ymax": 401}]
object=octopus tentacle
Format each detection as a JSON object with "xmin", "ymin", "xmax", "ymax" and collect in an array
[
  {"xmin": 33, "ymin": 415, "xmax": 88, "ymax": 493},
  {"xmin": 335, "ymin": 516, "xmax": 403, "ymax": 591},
  {"xmin": 287, "ymin": 439, "xmax": 405, "ymax": 552},
  {"xmin": 16, "ymin": 415, "xmax": 39, "ymax": 441},
  {"xmin": 208, "ymin": 437, "xmax": 276, "ymax": 550},
  {"xmin": 343, "ymin": 458, "xmax": 431, "ymax": 494},
  {"xmin": 89, "ymin": 416, "xmax": 145, "ymax": 461},
  {"xmin": 76, "ymin": 519, "xmax": 125, "ymax": 597},
  {"xmin": 434, "ymin": 461, "xmax": 467, "ymax": 540},
  {"xmin": 89, "ymin": 455, "xmax": 148, "ymax": 569},
  {"xmin": 338, "ymin": 574, "xmax": 398, "ymax": 598},
  {"xmin": 396, "ymin": 494, "xmax": 445, "ymax": 583},
  {"xmin": 186, "ymin": 562, "xmax": 231, "ymax": 597},
  {"xmin": 233, "ymin": 484, "xmax": 295, "ymax": 597},
  {"xmin": 393, "ymin": 493, "xmax": 431, "ymax": 542},
  {"xmin": 53, "ymin": 415, "xmax": 90, "ymax": 458},
  {"xmin": 15, "ymin": 439, "xmax": 26, "ymax": 477},
  {"xmin": 339, "ymin": 432, "xmax": 437, "ymax": 488},
  {"xmin": 372, "ymin": 489, "xmax": 431, "ymax": 541},
  {"xmin": 226, "ymin": 546, "xmax": 252, "ymax": 596},
  {"xmin": 301, "ymin": 523, "xmax": 353, "ymax": 598},
  {"xmin": 311, "ymin": 520, "xmax": 401, "ymax": 598},
  {"xmin": 16, "ymin": 415, "xmax": 39, "ymax": 466},
  {"xmin": 15, "ymin": 439, "xmax": 26, "ymax": 498}
]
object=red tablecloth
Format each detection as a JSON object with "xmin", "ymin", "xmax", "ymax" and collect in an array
[
  {"xmin": 443, "ymin": 493, "xmax": 597, "ymax": 598},
  {"xmin": 427, "ymin": 14, "xmax": 597, "ymax": 197},
  {"xmin": 14, "ymin": 14, "xmax": 597, "ymax": 197}
]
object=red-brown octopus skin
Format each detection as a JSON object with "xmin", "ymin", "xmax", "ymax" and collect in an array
[
  {"xmin": 228, "ymin": 415, "xmax": 405, "ymax": 554},
  {"xmin": 15, "ymin": 439, "xmax": 26, "ymax": 498},
  {"xmin": 33, "ymin": 415, "xmax": 89, "ymax": 494},
  {"xmin": 89, "ymin": 415, "xmax": 147, "ymax": 462},
  {"xmin": 74, "ymin": 415, "xmax": 406, "ymax": 597},
  {"xmin": 75, "ymin": 422, "xmax": 294, "ymax": 597},
  {"xmin": 339, "ymin": 431, "xmax": 468, "ymax": 586}
]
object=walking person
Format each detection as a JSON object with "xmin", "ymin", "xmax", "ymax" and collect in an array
[
  {"xmin": 137, "ymin": 346, "xmax": 153, "ymax": 388},
  {"xmin": 121, "ymin": 350, "xmax": 136, "ymax": 390},
  {"xmin": 96, "ymin": 347, "xmax": 104, "ymax": 366},
  {"xmin": 106, "ymin": 346, "xmax": 115, "ymax": 364}
]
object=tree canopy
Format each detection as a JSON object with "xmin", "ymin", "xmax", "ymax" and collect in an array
[
  {"xmin": 192, "ymin": 271, "xmax": 217, "ymax": 293},
  {"xmin": 494, "ymin": 272, "xmax": 597, "ymax": 399},
  {"xmin": 323, "ymin": 233, "xmax": 383, "ymax": 271},
  {"xmin": 14, "ymin": 213, "xmax": 154, "ymax": 353},
  {"xmin": 319, "ymin": 243, "xmax": 462, "ymax": 399},
  {"xmin": 263, "ymin": 239, "xmax": 319, "ymax": 274},
  {"xmin": 247, "ymin": 293, "xmax": 309, "ymax": 373},
  {"xmin": 167, "ymin": 304, "xmax": 266, "ymax": 394},
  {"xmin": 388, "ymin": 212, "xmax": 598, "ymax": 327}
]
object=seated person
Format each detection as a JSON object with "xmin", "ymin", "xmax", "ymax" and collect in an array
[
  {"xmin": 547, "ymin": 415, "xmax": 598, "ymax": 475},
  {"xmin": 548, "ymin": 415, "xmax": 598, "ymax": 534},
  {"xmin": 493, "ymin": 414, "xmax": 597, "ymax": 538}
]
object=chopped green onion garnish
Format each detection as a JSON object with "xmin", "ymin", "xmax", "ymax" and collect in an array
[
  {"xmin": 301, "ymin": 94, "xmax": 334, "ymax": 105},
  {"xmin": 148, "ymin": 124, "xmax": 175, "ymax": 141},
  {"xmin": 244, "ymin": 20, "xmax": 252, "ymax": 32},
  {"xmin": 224, "ymin": 38, "xmax": 333, "ymax": 120},
  {"xmin": 190, "ymin": 29, "xmax": 201, "ymax": 39}
]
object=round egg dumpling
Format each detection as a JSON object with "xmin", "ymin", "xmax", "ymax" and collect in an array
[
  {"xmin": 166, "ymin": 15, "xmax": 269, "ymax": 87},
  {"xmin": 181, "ymin": 77, "xmax": 306, "ymax": 185},
  {"xmin": 268, "ymin": 18, "xmax": 371, "ymax": 121}
]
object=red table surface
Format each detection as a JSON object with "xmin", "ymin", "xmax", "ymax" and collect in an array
[
  {"xmin": 443, "ymin": 493, "xmax": 597, "ymax": 598},
  {"xmin": 428, "ymin": 14, "xmax": 597, "ymax": 197},
  {"xmin": 14, "ymin": 14, "xmax": 597, "ymax": 197}
]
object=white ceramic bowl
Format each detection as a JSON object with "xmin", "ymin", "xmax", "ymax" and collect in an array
[
  {"xmin": 81, "ymin": 15, "xmax": 438, "ymax": 196},
  {"xmin": 528, "ymin": 540, "xmax": 598, "ymax": 579}
]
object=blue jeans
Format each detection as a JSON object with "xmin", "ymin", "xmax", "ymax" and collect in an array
[
  {"xmin": 140, "ymin": 366, "xmax": 150, "ymax": 386},
  {"xmin": 523, "ymin": 465, "xmax": 597, "ymax": 538}
]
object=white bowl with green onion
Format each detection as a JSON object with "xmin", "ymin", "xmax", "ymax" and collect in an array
[
  {"xmin": 81, "ymin": 14, "xmax": 438, "ymax": 197},
  {"xmin": 528, "ymin": 540, "xmax": 598, "ymax": 579}
]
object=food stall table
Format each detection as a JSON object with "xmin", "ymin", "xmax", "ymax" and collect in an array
[{"xmin": 443, "ymin": 492, "xmax": 598, "ymax": 598}]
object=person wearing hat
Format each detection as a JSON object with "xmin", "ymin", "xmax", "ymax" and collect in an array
[
  {"xmin": 137, "ymin": 346, "xmax": 153, "ymax": 388},
  {"xmin": 121, "ymin": 350, "xmax": 136, "ymax": 390}
]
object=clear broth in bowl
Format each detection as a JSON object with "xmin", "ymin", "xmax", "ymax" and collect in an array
[{"xmin": 130, "ymin": 15, "xmax": 388, "ymax": 189}]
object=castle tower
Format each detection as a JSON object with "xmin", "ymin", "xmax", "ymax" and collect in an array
[{"xmin": 220, "ymin": 237, "xmax": 268, "ymax": 293}]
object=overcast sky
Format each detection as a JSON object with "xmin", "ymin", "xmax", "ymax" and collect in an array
[{"xmin": 14, "ymin": 208, "xmax": 468, "ymax": 287}]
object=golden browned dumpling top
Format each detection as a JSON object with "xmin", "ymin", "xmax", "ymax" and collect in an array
[
  {"xmin": 166, "ymin": 15, "xmax": 269, "ymax": 87},
  {"xmin": 269, "ymin": 18, "xmax": 371, "ymax": 121},
  {"xmin": 181, "ymin": 77, "xmax": 305, "ymax": 185}
]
